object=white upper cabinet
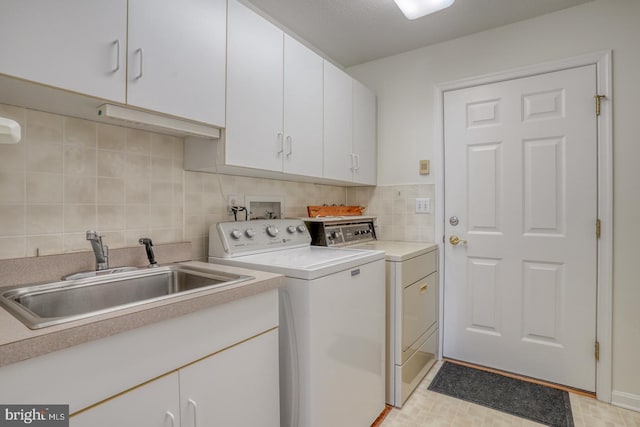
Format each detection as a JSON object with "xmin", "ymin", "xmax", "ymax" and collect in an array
[
  {"xmin": 323, "ymin": 61, "xmax": 377, "ymax": 185},
  {"xmin": 226, "ymin": 1, "xmax": 324, "ymax": 177},
  {"xmin": 323, "ymin": 60, "xmax": 354, "ymax": 182},
  {"xmin": 127, "ymin": 0, "xmax": 226, "ymax": 126},
  {"xmin": 283, "ymin": 35, "xmax": 324, "ymax": 178},
  {"xmin": 352, "ymin": 80, "xmax": 377, "ymax": 185},
  {"xmin": 0, "ymin": 0, "xmax": 127, "ymax": 102},
  {"xmin": 226, "ymin": 0, "xmax": 284, "ymax": 172}
]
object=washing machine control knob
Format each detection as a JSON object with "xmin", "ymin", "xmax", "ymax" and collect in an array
[
  {"xmin": 230, "ymin": 229, "xmax": 242, "ymax": 240},
  {"xmin": 266, "ymin": 225, "xmax": 279, "ymax": 237},
  {"xmin": 286, "ymin": 225, "xmax": 296, "ymax": 234},
  {"xmin": 297, "ymin": 225, "xmax": 307, "ymax": 233},
  {"xmin": 245, "ymin": 228, "xmax": 256, "ymax": 238}
]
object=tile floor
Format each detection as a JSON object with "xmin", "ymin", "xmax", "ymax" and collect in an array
[{"xmin": 381, "ymin": 361, "xmax": 640, "ymax": 427}]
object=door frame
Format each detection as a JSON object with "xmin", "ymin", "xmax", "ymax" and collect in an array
[{"xmin": 433, "ymin": 50, "xmax": 613, "ymax": 401}]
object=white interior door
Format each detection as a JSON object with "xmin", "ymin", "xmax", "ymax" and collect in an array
[{"xmin": 443, "ymin": 65, "xmax": 598, "ymax": 392}]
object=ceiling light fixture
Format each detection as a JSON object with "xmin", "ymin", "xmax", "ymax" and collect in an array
[{"xmin": 393, "ymin": 0, "xmax": 455, "ymax": 20}]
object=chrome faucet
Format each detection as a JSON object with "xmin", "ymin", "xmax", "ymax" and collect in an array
[{"xmin": 86, "ymin": 230, "xmax": 109, "ymax": 271}]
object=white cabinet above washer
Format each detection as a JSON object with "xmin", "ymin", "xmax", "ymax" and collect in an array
[
  {"xmin": 185, "ymin": 0, "xmax": 376, "ymax": 186},
  {"xmin": 225, "ymin": 1, "xmax": 323, "ymax": 178}
]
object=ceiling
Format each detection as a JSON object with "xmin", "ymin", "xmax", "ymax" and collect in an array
[{"xmin": 244, "ymin": 0, "xmax": 594, "ymax": 67}]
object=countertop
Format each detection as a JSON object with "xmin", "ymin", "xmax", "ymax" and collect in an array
[
  {"xmin": 351, "ymin": 240, "xmax": 438, "ymax": 262},
  {"xmin": 0, "ymin": 261, "xmax": 284, "ymax": 367}
]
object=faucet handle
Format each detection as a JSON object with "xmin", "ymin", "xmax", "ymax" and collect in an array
[{"xmin": 86, "ymin": 230, "xmax": 99, "ymax": 240}]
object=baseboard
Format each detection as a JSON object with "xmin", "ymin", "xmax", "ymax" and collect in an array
[{"xmin": 612, "ymin": 390, "xmax": 640, "ymax": 412}]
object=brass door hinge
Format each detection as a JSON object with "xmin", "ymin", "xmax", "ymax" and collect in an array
[
  {"xmin": 595, "ymin": 340, "xmax": 600, "ymax": 361},
  {"xmin": 595, "ymin": 95, "xmax": 607, "ymax": 116},
  {"xmin": 596, "ymin": 219, "xmax": 601, "ymax": 239}
]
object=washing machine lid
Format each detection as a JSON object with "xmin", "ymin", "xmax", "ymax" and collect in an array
[{"xmin": 210, "ymin": 246, "xmax": 384, "ymax": 280}]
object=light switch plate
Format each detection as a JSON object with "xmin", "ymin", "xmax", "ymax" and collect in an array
[
  {"xmin": 415, "ymin": 198, "xmax": 431, "ymax": 213},
  {"xmin": 419, "ymin": 160, "xmax": 430, "ymax": 175}
]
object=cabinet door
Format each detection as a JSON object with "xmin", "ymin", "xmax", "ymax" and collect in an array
[
  {"xmin": 352, "ymin": 80, "xmax": 377, "ymax": 185},
  {"xmin": 0, "ymin": 0, "xmax": 126, "ymax": 102},
  {"xmin": 283, "ymin": 35, "xmax": 323, "ymax": 178},
  {"xmin": 127, "ymin": 0, "xmax": 226, "ymax": 126},
  {"xmin": 323, "ymin": 61, "xmax": 354, "ymax": 182},
  {"xmin": 226, "ymin": 0, "xmax": 284, "ymax": 172},
  {"xmin": 179, "ymin": 329, "xmax": 280, "ymax": 427},
  {"xmin": 70, "ymin": 373, "xmax": 179, "ymax": 427}
]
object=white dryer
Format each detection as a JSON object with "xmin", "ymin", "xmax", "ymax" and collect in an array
[{"xmin": 209, "ymin": 219, "xmax": 386, "ymax": 427}]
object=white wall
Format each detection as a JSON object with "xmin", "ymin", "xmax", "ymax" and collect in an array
[{"xmin": 348, "ymin": 0, "xmax": 640, "ymax": 405}]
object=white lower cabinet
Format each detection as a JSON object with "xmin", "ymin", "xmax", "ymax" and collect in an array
[
  {"xmin": 0, "ymin": 290, "xmax": 280, "ymax": 426},
  {"xmin": 179, "ymin": 329, "xmax": 279, "ymax": 427},
  {"xmin": 71, "ymin": 329, "xmax": 279, "ymax": 427},
  {"xmin": 71, "ymin": 373, "xmax": 180, "ymax": 427}
]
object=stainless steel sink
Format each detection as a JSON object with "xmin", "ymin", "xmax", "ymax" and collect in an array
[{"xmin": 0, "ymin": 265, "xmax": 253, "ymax": 329}]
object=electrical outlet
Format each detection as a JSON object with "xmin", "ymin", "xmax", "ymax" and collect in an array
[
  {"xmin": 227, "ymin": 194, "xmax": 242, "ymax": 215},
  {"xmin": 415, "ymin": 198, "xmax": 431, "ymax": 214}
]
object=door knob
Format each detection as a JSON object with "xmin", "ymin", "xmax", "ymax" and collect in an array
[{"xmin": 449, "ymin": 235, "xmax": 467, "ymax": 246}]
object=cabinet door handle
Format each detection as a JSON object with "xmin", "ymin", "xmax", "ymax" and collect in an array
[
  {"xmin": 420, "ymin": 284, "xmax": 428, "ymax": 294},
  {"xmin": 354, "ymin": 154, "xmax": 361, "ymax": 171},
  {"xmin": 350, "ymin": 153, "xmax": 355, "ymax": 171},
  {"xmin": 112, "ymin": 40, "xmax": 120, "ymax": 73},
  {"xmin": 135, "ymin": 48, "xmax": 144, "ymax": 80},
  {"xmin": 277, "ymin": 132, "xmax": 284, "ymax": 155},
  {"xmin": 286, "ymin": 135, "xmax": 293, "ymax": 157},
  {"xmin": 188, "ymin": 399, "xmax": 198, "ymax": 427},
  {"xmin": 165, "ymin": 411, "xmax": 176, "ymax": 427}
]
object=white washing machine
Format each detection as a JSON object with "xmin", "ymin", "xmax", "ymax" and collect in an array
[
  {"xmin": 209, "ymin": 219, "xmax": 386, "ymax": 427},
  {"xmin": 303, "ymin": 216, "xmax": 439, "ymax": 407}
]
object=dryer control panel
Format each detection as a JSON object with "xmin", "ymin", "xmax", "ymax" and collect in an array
[
  {"xmin": 210, "ymin": 219, "xmax": 311, "ymax": 257},
  {"xmin": 304, "ymin": 218, "xmax": 377, "ymax": 247}
]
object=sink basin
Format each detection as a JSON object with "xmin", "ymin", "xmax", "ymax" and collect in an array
[{"xmin": 0, "ymin": 265, "xmax": 253, "ymax": 329}]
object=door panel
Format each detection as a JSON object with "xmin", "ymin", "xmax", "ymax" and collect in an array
[
  {"xmin": 283, "ymin": 35, "xmax": 323, "ymax": 177},
  {"xmin": 128, "ymin": 0, "xmax": 226, "ymax": 125},
  {"xmin": 443, "ymin": 65, "xmax": 597, "ymax": 391},
  {"xmin": 323, "ymin": 61, "xmax": 354, "ymax": 182},
  {"xmin": 0, "ymin": 0, "xmax": 126, "ymax": 102},
  {"xmin": 226, "ymin": 0, "xmax": 284, "ymax": 172}
]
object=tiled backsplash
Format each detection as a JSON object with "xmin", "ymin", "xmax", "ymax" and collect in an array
[
  {"xmin": 0, "ymin": 104, "xmax": 185, "ymax": 260},
  {"xmin": 0, "ymin": 104, "xmax": 436, "ymax": 261},
  {"xmin": 347, "ymin": 184, "xmax": 435, "ymax": 242},
  {"xmin": 184, "ymin": 172, "xmax": 346, "ymax": 259},
  {"xmin": 0, "ymin": 104, "xmax": 348, "ymax": 261}
]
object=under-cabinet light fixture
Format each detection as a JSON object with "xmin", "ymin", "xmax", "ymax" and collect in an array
[
  {"xmin": 97, "ymin": 104, "xmax": 220, "ymax": 139},
  {"xmin": 393, "ymin": 0, "xmax": 455, "ymax": 20},
  {"xmin": 0, "ymin": 117, "xmax": 21, "ymax": 144}
]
